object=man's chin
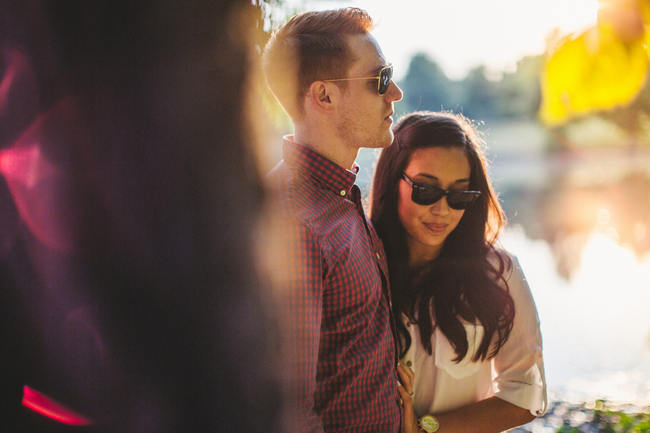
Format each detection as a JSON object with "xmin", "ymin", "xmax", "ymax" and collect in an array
[
  {"xmin": 358, "ymin": 131, "xmax": 394, "ymax": 149},
  {"xmin": 378, "ymin": 131, "xmax": 394, "ymax": 148}
]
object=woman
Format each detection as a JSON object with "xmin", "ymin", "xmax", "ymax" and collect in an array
[{"xmin": 371, "ymin": 111, "xmax": 547, "ymax": 433}]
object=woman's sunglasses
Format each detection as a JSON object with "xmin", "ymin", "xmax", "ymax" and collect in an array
[
  {"xmin": 401, "ymin": 173, "xmax": 481, "ymax": 210},
  {"xmin": 323, "ymin": 65, "xmax": 393, "ymax": 95}
]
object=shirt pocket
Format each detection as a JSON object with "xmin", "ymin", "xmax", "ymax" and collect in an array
[{"xmin": 434, "ymin": 322, "xmax": 484, "ymax": 379}]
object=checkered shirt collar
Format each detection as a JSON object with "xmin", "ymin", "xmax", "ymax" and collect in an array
[{"xmin": 282, "ymin": 136, "xmax": 358, "ymax": 196}]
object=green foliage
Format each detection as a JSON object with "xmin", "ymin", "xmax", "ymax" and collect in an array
[
  {"xmin": 556, "ymin": 426, "xmax": 580, "ymax": 433},
  {"xmin": 398, "ymin": 48, "xmax": 648, "ymax": 147},
  {"xmin": 496, "ymin": 56, "xmax": 543, "ymax": 119},
  {"xmin": 634, "ymin": 420, "xmax": 650, "ymax": 432},
  {"xmin": 458, "ymin": 65, "xmax": 498, "ymax": 120},
  {"xmin": 589, "ymin": 410, "xmax": 650, "ymax": 433},
  {"xmin": 397, "ymin": 52, "xmax": 542, "ymax": 122},
  {"xmin": 397, "ymin": 53, "xmax": 455, "ymax": 116}
]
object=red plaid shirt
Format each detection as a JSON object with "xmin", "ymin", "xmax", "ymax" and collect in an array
[{"xmin": 269, "ymin": 137, "xmax": 400, "ymax": 433}]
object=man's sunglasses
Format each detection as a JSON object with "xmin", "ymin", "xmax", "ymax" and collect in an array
[
  {"xmin": 401, "ymin": 173, "xmax": 481, "ymax": 210},
  {"xmin": 323, "ymin": 65, "xmax": 393, "ymax": 95}
]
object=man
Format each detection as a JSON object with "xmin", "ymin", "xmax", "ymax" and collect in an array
[{"xmin": 263, "ymin": 8, "xmax": 404, "ymax": 433}]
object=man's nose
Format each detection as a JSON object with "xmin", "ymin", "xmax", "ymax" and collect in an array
[{"xmin": 386, "ymin": 80, "xmax": 403, "ymax": 102}]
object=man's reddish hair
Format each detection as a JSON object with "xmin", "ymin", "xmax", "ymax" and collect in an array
[{"xmin": 262, "ymin": 8, "xmax": 373, "ymax": 119}]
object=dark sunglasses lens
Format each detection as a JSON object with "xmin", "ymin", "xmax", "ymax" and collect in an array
[
  {"xmin": 378, "ymin": 67, "xmax": 392, "ymax": 94},
  {"xmin": 412, "ymin": 184, "xmax": 445, "ymax": 205},
  {"xmin": 447, "ymin": 191, "xmax": 481, "ymax": 210}
]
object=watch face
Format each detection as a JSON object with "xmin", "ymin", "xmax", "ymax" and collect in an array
[{"xmin": 420, "ymin": 415, "xmax": 440, "ymax": 432}]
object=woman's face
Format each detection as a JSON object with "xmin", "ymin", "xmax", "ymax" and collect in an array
[{"xmin": 397, "ymin": 146, "xmax": 471, "ymax": 265}]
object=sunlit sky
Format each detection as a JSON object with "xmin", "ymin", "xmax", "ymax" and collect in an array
[{"xmin": 274, "ymin": 0, "xmax": 599, "ymax": 80}]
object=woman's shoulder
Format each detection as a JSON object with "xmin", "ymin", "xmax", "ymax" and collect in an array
[
  {"xmin": 487, "ymin": 246, "xmax": 535, "ymax": 296},
  {"xmin": 486, "ymin": 245, "xmax": 517, "ymax": 279},
  {"xmin": 487, "ymin": 246, "xmax": 538, "ymax": 307}
]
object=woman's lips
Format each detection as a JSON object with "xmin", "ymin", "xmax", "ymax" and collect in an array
[{"xmin": 423, "ymin": 222, "xmax": 447, "ymax": 234}]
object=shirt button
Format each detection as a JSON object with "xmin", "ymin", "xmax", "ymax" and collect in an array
[
  {"xmin": 406, "ymin": 360, "xmax": 412, "ymax": 367},
  {"xmin": 339, "ymin": 190, "xmax": 346, "ymax": 196},
  {"xmin": 375, "ymin": 252, "xmax": 381, "ymax": 260}
]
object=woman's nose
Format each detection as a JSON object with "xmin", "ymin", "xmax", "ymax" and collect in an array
[{"xmin": 429, "ymin": 196, "xmax": 450, "ymax": 215}]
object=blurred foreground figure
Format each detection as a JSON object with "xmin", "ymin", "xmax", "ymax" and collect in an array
[
  {"xmin": 0, "ymin": 1, "xmax": 281, "ymax": 432},
  {"xmin": 263, "ymin": 8, "xmax": 403, "ymax": 433}
]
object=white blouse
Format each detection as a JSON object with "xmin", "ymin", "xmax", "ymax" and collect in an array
[{"xmin": 402, "ymin": 252, "xmax": 547, "ymax": 417}]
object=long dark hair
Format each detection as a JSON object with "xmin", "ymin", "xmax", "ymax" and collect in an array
[{"xmin": 370, "ymin": 111, "xmax": 514, "ymax": 362}]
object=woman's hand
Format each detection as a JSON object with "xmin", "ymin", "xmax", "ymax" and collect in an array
[{"xmin": 398, "ymin": 362, "xmax": 419, "ymax": 433}]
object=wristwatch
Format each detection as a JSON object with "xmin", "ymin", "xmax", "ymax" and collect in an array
[{"xmin": 418, "ymin": 414, "xmax": 440, "ymax": 433}]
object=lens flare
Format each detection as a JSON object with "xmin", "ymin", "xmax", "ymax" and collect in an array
[
  {"xmin": 22, "ymin": 385, "xmax": 92, "ymax": 426},
  {"xmin": 0, "ymin": 144, "xmax": 54, "ymax": 187},
  {"xmin": 0, "ymin": 99, "xmax": 77, "ymax": 251},
  {"xmin": 0, "ymin": 47, "xmax": 27, "ymax": 113}
]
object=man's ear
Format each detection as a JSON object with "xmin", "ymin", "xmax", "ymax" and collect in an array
[{"xmin": 306, "ymin": 81, "xmax": 340, "ymax": 113}]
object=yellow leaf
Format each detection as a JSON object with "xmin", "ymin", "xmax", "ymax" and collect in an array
[{"xmin": 540, "ymin": 19, "xmax": 648, "ymax": 125}]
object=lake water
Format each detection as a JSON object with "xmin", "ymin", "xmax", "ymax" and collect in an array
[{"xmin": 501, "ymin": 226, "xmax": 650, "ymax": 406}]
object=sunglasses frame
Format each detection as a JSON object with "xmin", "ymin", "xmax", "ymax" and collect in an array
[
  {"xmin": 323, "ymin": 65, "xmax": 393, "ymax": 95},
  {"xmin": 401, "ymin": 173, "xmax": 481, "ymax": 210}
]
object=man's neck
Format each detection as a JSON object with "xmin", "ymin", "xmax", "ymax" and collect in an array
[{"xmin": 293, "ymin": 127, "xmax": 358, "ymax": 171}]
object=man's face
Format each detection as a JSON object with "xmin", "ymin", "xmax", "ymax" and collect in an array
[{"xmin": 335, "ymin": 33, "xmax": 403, "ymax": 150}]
